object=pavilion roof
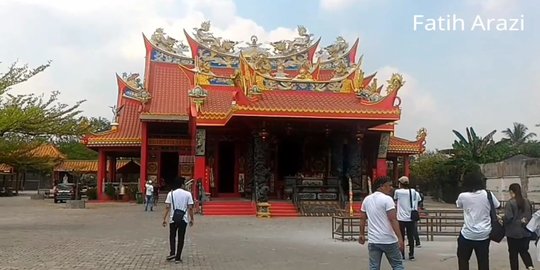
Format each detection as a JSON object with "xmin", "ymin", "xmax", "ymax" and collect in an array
[
  {"xmin": 54, "ymin": 159, "xmax": 134, "ymax": 172},
  {"xmin": 387, "ymin": 129, "xmax": 427, "ymax": 155}
]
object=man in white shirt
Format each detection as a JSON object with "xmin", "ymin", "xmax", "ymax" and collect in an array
[
  {"xmin": 359, "ymin": 176, "xmax": 404, "ymax": 270},
  {"xmin": 456, "ymin": 169, "xmax": 500, "ymax": 270},
  {"xmin": 145, "ymin": 180, "xmax": 154, "ymax": 211},
  {"xmin": 394, "ymin": 176, "xmax": 420, "ymax": 260},
  {"xmin": 162, "ymin": 177, "xmax": 194, "ymax": 264}
]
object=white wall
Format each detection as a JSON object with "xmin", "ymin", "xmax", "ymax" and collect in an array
[{"xmin": 487, "ymin": 175, "xmax": 540, "ymax": 202}]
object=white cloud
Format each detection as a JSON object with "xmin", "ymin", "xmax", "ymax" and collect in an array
[
  {"xmin": 374, "ymin": 66, "xmax": 451, "ymax": 150},
  {"xmin": 0, "ymin": 0, "xmax": 299, "ymax": 121},
  {"xmin": 466, "ymin": 0, "xmax": 519, "ymax": 13},
  {"xmin": 319, "ymin": 0, "xmax": 363, "ymax": 12}
]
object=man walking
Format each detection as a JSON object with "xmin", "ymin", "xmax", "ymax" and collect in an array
[
  {"xmin": 162, "ymin": 177, "xmax": 194, "ymax": 264},
  {"xmin": 456, "ymin": 168, "xmax": 500, "ymax": 270},
  {"xmin": 359, "ymin": 176, "xmax": 404, "ymax": 270},
  {"xmin": 145, "ymin": 180, "xmax": 154, "ymax": 211},
  {"xmin": 394, "ymin": 176, "xmax": 421, "ymax": 260}
]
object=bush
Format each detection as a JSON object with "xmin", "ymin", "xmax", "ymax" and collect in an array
[
  {"xmin": 104, "ymin": 183, "xmax": 116, "ymax": 199},
  {"xmin": 86, "ymin": 187, "xmax": 97, "ymax": 200}
]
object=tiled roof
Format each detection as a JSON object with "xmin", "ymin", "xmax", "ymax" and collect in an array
[
  {"xmin": 85, "ymin": 77, "xmax": 142, "ymax": 147},
  {"xmin": 144, "ymin": 62, "xmax": 192, "ymax": 116},
  {"xmin": 54, "ymin": 160, "xmax": 133, "ymax": 172},
  {"xmin": 388, "ymin": 136, "xmax": 426, "ymax": 154},
  {"xmin": 27, "ymin": 144, "xmax": 66, "ymax": 160},
  {"xmin": 196, "ymin": 86, "xmax": 400, "ymax": 125}
]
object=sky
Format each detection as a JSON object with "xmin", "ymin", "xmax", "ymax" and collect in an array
[{"xmin": 0, "ymin": 0, "xmax": 538, "ymax": 150}]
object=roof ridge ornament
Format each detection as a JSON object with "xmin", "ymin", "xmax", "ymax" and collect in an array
[
  {"xmin": 317, "ymin": 36, "xmax": 349, "ymax": 62},
  {"xmin": 188, "ymin": 85, "xmax": 209, "ymax": 112},
  {"xmin": 193, "ymin": 21, "xmax": 238, "ymax": 54},
  {"xmin": 356, "ymin": 73, "xmax": 404, "ymax": 103},
  {"xmin": 151, "ymin": 28, "xmax": 189, "ymax": 56},
  {"xmin": 121, "ymin": 73, "xmax": 152, "ymax": 105}
]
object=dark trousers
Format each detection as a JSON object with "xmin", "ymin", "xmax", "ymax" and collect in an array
[
  {"xmin": 507, "ymin": 237, "xmax": 534, "ymax": 270},
  {"xmin": 457, "ymin": 233, "xmax": 490, "ymax": 270},
  {"xmin": 399, "ymin": 221, "xmax": 415, "ymax": 258},
  {"xmin": 169, "ymin": 221, "xmax": 188, "ymax": 260},
  {"xmin": 413, "ymin": 221, "xmax": 421, "ymax": 245}
]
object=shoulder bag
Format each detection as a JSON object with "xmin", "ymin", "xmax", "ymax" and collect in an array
[
  {"xmin": 409, "ymin": 188, "xmax": 420, "ymax": 222},
  {"xmin": 487, "ymin": 190, "xmax": 505, "ymax": 242}
]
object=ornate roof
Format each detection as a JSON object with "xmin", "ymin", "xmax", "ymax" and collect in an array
[
  {"xmin": 387, "ymin": 128, "xmax": 427, "ymax": 155},
  {"xmin": 189, "ymin": 85, "xmax": 401, "ymax": 126},
  {"xmin": 27, "ymin": 144, "xmax": 66, "ymax": 160},
  {"xmin": 54, "ymin": 160, "xmax": 134, "ymax": 172},
  {"xmin": 85, "ymin": 22, "xmax": 425, "ymax": 148}
]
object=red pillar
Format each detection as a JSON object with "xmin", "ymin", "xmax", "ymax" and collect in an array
[
  {"xmin": 194, "ymin": 156, "xmax": 207, "ymax": 192},
  {"xmin": 109, "ymin": 157, "xmax": 116, "ymax": 183},
  {"xmin": 376, "ymin": 158, "xmax": 388, "ymax": 178},
  {"xmin": 97, "ymin": 149, "xmax": 107, "ymax": 200},
  {"xmin": 140, "ymin": 122, "xmax": 148, "ymax": 193},
  {"xmin": 404, "ymin": 155, "xmax": 410, "ymax": 178}
]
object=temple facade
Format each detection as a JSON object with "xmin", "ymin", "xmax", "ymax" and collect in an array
[{"xmin": 84, "ymin": 22, "xmax": 426, "ymax": 204}]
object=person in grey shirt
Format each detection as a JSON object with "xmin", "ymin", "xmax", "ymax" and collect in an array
[{"xmin": 504, "ymin": 183, "xmax": 534, "ymax": 270}]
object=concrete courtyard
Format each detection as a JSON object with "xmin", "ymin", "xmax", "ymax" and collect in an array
[{"xmin": 0, "ymin": 195, "xmax": 538, "ymax": 270}]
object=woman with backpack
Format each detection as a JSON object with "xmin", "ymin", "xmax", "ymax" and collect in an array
[{"xmin": 504, "ymin": 183, "xmax": 534, "ymax": 270}]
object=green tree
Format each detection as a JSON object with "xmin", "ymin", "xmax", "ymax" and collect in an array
[
  {"xmin": 0, "ymin": 61, "xmax": 89, "ymax": 191},
  {"xmin": 55, "ymin": 117, "xmax": 110, "ymax": 160},
  {"xmin": 410, "ymin": 151, "xmax": 449, "ymax": 191},
  {"xmin": 451, "ymin": 127, "xmax": 497, "ymax": 164},
  {"xmin": 502, "ymin": 122, "xmax": 537, "ymax": 146}
]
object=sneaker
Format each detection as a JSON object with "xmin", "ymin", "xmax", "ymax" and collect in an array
[
  {"xmin": 527, "ymin": 267, "xmax": 534, "ymax": 270},
  {"xmin": 166, "ymin": 255, "xmax": 175, "ymax": 261},
  {"xmin": 416, "ymin": 244, "xmax": 422, "ymax": 248},
  {"xmin": 175, "ymin": 259, "xmax": 182, "ymax": 264},
  {"xmin": 409, "ymin": 256, "xmax": 416, "ymax": 261}
]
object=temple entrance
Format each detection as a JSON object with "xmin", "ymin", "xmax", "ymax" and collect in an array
[
  {"xmin": 278, "ymin": 138, "xmax": 303, "ymax": 179},
  {"xmin": 160, "ymin": 152, "xmax": 179, "ymax": 188},
  {"xmin": 218, "ymin": 142, "xmax": 235, "ymax": 194}
]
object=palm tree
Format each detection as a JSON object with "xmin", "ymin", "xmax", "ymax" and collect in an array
[
  {"xmin": 502, "ymin": 122, "xmax": 537, "ymax": 146},
  {"xmin": 452, "ymin": 127, "xmax": 497, "ymax": 163}
]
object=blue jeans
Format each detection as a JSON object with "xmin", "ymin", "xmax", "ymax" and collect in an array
[
  {"xmin": 145, "ymin": 195, "xmax": 154, "ymax": 211},
  {"xmin": 368, "ymin": 242, "xmax": 404, "ymax": 270}
]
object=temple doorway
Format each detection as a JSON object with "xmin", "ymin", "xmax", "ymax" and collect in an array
[
  {"xmin": 160, "ymin": 152, "xmax": 179, "ymax": 188},
  {"xmin": 278, "ymin": 138, "xmax": 303, "ymax": 179},
  {"xmin": 218, "ymin": 142, "xmax": 235, "ymax": 193}
]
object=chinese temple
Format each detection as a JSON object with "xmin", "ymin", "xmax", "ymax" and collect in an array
[{"xmin": 84, "ymin": 22, "xmax": 426, "ymax": 211}]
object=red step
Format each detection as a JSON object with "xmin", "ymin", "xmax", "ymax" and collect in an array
[
  {"xmin": 203, "ymin": 201, "xmax": 256, "ymax": 216},
  {"xmin": 270, "ymin": 202, "xmax": 300, "ymax": 217}
]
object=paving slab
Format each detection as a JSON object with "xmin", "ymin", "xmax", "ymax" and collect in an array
[{"xmin": 0, "ymin": 196, "xmax": 537, "ymax": 269}]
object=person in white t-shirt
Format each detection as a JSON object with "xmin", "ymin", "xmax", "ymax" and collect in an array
[
  {"xmin": 162, "ymin": 177, "xmax": 194, "ymax": 264},
  {"xmin": 456, "ymin": 169, "xmax": 500, "ymax": 270},
  {"xmin": 394, "ymin": 176, "xmax": 420, "ymax": 261},
  {"xmin": 359, "ymin": 176, "xmax": 404, "ymax": 270},
  {"xmin": 145, "ymin": 180, "xmax": 154, "ymax": 211}
]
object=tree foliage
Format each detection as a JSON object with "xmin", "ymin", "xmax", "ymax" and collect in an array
[
  {"xmin": 451, "ymin": 127, "xmax": 497, "ymax": 164},
  {"xmin": 502, "ymin": 122, "xmax": 537, "ymax": 146},
  {"xmin": 0, "ymin": 61, "xmax": 89, "ymax": 170}
]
